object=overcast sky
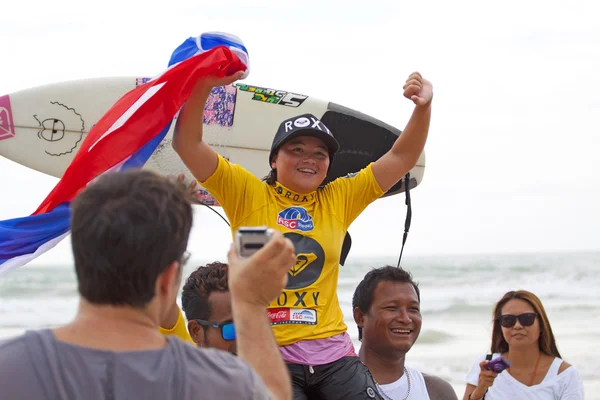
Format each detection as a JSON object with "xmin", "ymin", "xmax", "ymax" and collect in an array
[{"xmin": 1, "ymin": 0, "xmax": 598, "ymax": 267}]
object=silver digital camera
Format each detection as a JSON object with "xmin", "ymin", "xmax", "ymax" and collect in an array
[{"xmin": 235, "ymin": 226, "xmax": 275, "ymax": 257}]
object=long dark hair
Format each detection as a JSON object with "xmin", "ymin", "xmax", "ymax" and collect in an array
[
  {"xmin": 263, "ymin": 169, "xmax": 278, "ymax": 186},
  {"xmin": 491, "ymin": 290, "xmax": 562, "ymax": 358}
]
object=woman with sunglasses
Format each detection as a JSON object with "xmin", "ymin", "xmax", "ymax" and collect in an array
[{"xmin": 463, "ymin": 290, "xmax": 584, "ymax": 400}]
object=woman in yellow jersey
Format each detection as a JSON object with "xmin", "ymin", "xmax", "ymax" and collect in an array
[{"xmin": 172, "ymin": 70, "xmax": 433, "ymax": 400}]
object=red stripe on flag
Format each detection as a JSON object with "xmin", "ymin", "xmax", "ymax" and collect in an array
[{"xmin": 34, "ymin": 46, "xmax": 246, "ymax": 215}]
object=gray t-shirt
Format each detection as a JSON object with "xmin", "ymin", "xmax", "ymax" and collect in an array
[{"xmin": 0, "ymin": 329, "xmax": 271, "ymax": 400}]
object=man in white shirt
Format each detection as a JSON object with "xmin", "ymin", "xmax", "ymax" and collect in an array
[{"xmin": 353, "ymin": 266, "xmax": 457, "ymax": 400}]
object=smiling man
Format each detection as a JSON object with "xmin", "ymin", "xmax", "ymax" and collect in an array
[{"xmin": 353, "ymin": 266, "xmax": 457, "ymax": 400}]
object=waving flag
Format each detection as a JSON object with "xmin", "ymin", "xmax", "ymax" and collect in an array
[{"xmin": 0, "ymin": 32, "xmax": 250, "ymax": 277}]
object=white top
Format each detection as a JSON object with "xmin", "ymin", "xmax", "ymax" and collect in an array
[
  {"xmin": 465, "ymin": 353, "xmax": 585, "ymax": 400},
  {"xmin": 377, "ymin": 366, "xmax": 430, "ymax": 400}
]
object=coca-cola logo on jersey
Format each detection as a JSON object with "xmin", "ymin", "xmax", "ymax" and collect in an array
[
  {"xmin": 268, "ymin": 307, "xmax": 317, "ymax": 325},
  {"xmin": 268, "ymin": 310, "xmax": 289, "ymax": 321}
]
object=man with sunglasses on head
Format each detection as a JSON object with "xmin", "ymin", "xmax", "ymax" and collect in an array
[
  {"xmin": 0, "ymin": 170, "xmax": 296, "ymax": 400},
  {"xmin": 183, "ymin": 262, "xmax": 238, "ymax": 352},
  {"xmin": 161, "ymin": 261, "xmax": 238, "ymax": 353}
]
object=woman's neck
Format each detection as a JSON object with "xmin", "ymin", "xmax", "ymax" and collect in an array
[{"xmin": 506, "ymin": 345, "xmax": 541, "ymax": 368}]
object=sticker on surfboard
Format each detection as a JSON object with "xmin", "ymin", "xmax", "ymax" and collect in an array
[
  {"xmin": 204, "ymin": 85, "xmax": 236, "ymax": 127},
  {"xmin": 33, "ymin": 101, "xmax": 86, "ymax": 156},
  {"xmin": 136, "ymin": 78, "xmax": 236, "ymax": 127},
  {"xmin": 235, "ymin": 83, "xmax": 308, "ymax": 107},
  {"xmin": 0, "ymin": 95, "xmax": 15, "ymax": 141}
]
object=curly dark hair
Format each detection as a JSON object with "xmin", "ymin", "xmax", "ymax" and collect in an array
[
  {"xmin": 262, "ymin": 169, "xmax": 278, "ymax": 186},
  {"xmin": 181, "ymin": 262, "xmax": 229, "ymax": 321}
]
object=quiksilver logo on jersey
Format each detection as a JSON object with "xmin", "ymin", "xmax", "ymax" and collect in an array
[
  {"xmin": 277, "ymin": 206, "xmax": 314, "ymax": 232},
  {"xmin": 284, "ymin": 233, "xmax": 325, "ymax": 290},
  {"xmin": 290, "ymin": 253, "xmax": 318, "ymax": 276}
]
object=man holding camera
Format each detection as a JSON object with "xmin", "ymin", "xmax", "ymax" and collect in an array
[{"xmin": 0, "ymin": 170, "xmax": 295, "ymax": 400}]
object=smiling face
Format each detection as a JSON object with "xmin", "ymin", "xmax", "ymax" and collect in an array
[
  {"xmin": 357, "ymin": 281, "xmax": 422, "ymax": 355},
  {"xmin": 270, "ymin": 136, "xmax": 330, "ymax": 194},
  {"xmin": 500, "ymin": 298, "xmax": 541, "ymax": 349}
]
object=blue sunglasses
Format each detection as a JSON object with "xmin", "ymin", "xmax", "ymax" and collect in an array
[{"xmin": 193, "ymin": 319, "xmax": 236, "ymax": 341}]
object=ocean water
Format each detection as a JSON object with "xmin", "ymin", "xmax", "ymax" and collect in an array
[{"xmin": 1, "ymin": 251, "xmax": 598, "ymax": 398}]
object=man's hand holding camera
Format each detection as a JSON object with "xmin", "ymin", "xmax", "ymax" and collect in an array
[{"xmin": 228, "ymin": 230, "xmax": 295, "ymax": 307}]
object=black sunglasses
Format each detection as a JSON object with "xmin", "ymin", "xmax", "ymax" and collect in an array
[
  {"xmin": 193, "ymin": 319, "xmax": 236, "ymax": 341},
  {"xmin": 498, "ymin": 312, "xmax": 537, "ymax": 328}
]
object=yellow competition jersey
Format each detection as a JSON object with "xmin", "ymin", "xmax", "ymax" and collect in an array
[{"xmin": 201, "ymin": 155, "xmax": 384, "ymax": 346}]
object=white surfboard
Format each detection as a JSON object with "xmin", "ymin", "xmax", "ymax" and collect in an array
[{"xmin": 0, "ymin": 77, "xmax": 425, "ymax": 204}]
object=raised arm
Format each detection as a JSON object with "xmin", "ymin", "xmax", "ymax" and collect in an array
[
  {"xmin": 172, "ymin": 72, "xmax": 244, "ymax": 182},
  {"xmin": 371, "ymin": 72, "xmax": 433, "ymax": 192},
  {"xmin": 227, "ymin": 231, "xmax": 296, "ymax": 400}
]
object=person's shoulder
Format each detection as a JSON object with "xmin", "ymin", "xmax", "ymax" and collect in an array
[
  {"xmin": 206, "ymin": 153, "xmax": 258, "ymax": 182},
  {"xmin": 422, "ymin": 373, "xmax": 459, "ymax": 400},
  {"xmin": 179, "ymin": 345, "xmax": 261, "ymax": 386},
  {"xmin": 558, "ymin": 360, "xmax": 573, "ymax": 374},
  {"xmin": 318, "ymin": 168, "xmax": 365, "ymax": 197},
  {"xmin": 328, "ymin": 163, "xmax": 375, "ymax": 185},
  {"xmin": 180, "ymin": 346, "xmax": 270, "ymax": 398},
  {"xmin": 218, "ymin": 154, "xmax": 256, "ymax": 176},
  {"xmin": 183, "ymin": 346, "xmax": 244, "ymax": 369},
  {"xmin": 0, "ymin": 332, "xmax": 29, "ymax": 361},
  {"xmin": 321, "ymin": 162, "xmax": 382, "ymax": 202},
  {"xmin": 557, "ymin": 360, "xmax": 583, "ymax": 382},
  {"xmin": 0, "ymin": 331, "xmax": 38, "ymax": 389},
  {"xmin": 553, "ymin": 360, "xmax": 584, "ymax": 395}
]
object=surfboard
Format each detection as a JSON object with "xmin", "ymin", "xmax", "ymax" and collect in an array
[{"xmin": 0, "ymin": 77, "xmax": 426, "ymax": 205}]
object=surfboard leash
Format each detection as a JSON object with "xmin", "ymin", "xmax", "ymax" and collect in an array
[
  {"xmin": 198, "ymin": 202, "xmax": 231, "ymax": 227},
  {"xmin": 396, "ymin": 172, "xmax": 412, "ymax": 268}
]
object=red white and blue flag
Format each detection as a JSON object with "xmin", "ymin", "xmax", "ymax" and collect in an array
[{"xmin": 0, "ymin": 32, "xmax": 249, "ymax": 277}]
